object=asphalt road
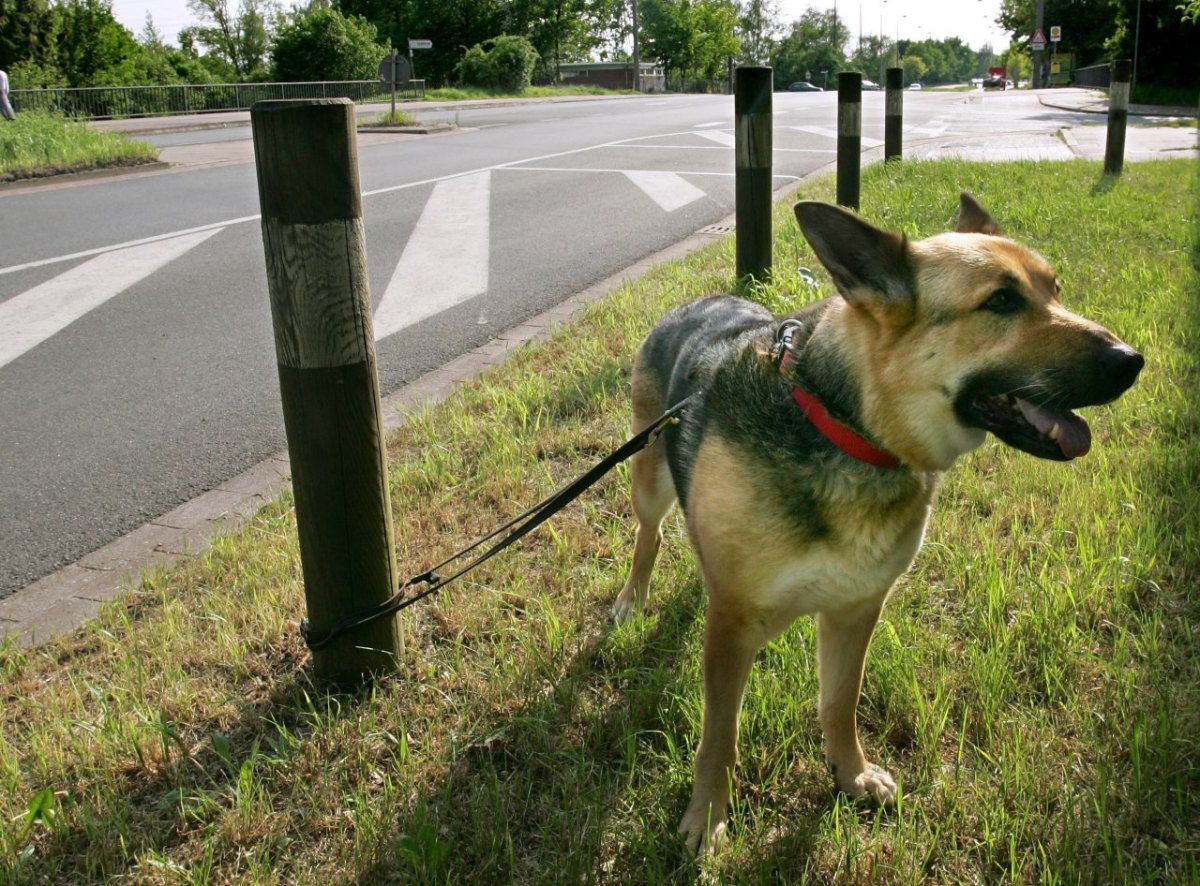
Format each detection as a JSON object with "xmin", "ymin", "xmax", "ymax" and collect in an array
[{"xmin": 0, "ymin": 90, "xmax": 1078, "ymax": 598}]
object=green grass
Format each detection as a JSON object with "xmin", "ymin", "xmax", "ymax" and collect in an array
[
  {"xmin": 2, "ymin": 158, "xmax": 1197, "ymax": 883},
  {"xmin": 360, "ymin": 110, "xmax": 421, "ymax": 128},
  {"xmin": 0, "ymin": 111, "xmax": 156, "ymax": 180}
]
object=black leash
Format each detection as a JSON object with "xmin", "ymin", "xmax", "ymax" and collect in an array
[{"xmin": 301, "ymin": 393, "xmax": 696, "ymax": 651}]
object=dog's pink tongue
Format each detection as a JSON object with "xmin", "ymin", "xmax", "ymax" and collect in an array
[{"xmin": 1018, "ymin": 399, "xmax": 1091, "ymax": 458}]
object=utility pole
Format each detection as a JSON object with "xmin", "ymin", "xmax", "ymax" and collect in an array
[
  {"xmin": 632, "ymin": 0, "xmax": 641, "ymax": 92},
  {"xmin": 1033, "ymin": 0, "xmax": 1045, "ymax": 89}
]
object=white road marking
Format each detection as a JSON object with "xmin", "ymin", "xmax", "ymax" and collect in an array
[
  {"xmin": 0, "ymin": 218, "xmax": 252, "ymax": 277},
  {"xmin": 623, "ymin": 171, "xmax": 707, "ymax": 211},
  {"xmin": 696, "ymin": 130, "xmax": 735, "ymax": 146},
  {"xmin": 0, "ymin": 229, "xmax": 222, "ymax": 369},
  {"xmin": 908, "ymin": 118, "xmax": 949, "ymax": 137},
  {"xmin": 789, "ymin": 125, "xmax": 883, "ymax": 147},
  {"xmin": 373, "ymin": 171, "xmax": 491, "ymax": 340},
  {"xmin": 694, "ymin": 121, "xmax": 727, "ymax": 128}
]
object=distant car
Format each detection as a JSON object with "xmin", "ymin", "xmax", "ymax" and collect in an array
[
  {"xmin": 982, "ymin": 75, "xmax": 1006, "ymax": 90},
  {"xmin": 787, "ymin": 81, "xmax": 823, "ymax": 92},
  {"xmin": 907, "ymin": 82, "xmax": 922, "ymax": 90},
  {"xmin": 1006, "ymin": 79, "xmax": 1015, "ymax": 89},
  {"xmin": 862, "ymin": 79, "xmax": 882, "ymax": 91}
]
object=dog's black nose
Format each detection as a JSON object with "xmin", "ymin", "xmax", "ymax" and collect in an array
[{"xmin": 1100, "ymin": 344, "xmax": 1144, "ymax": 391}]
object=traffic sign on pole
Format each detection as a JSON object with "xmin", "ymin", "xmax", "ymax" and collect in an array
[{"xmin": 1031, "ymin": 28, "xmax": 1047, "ymax": 51}]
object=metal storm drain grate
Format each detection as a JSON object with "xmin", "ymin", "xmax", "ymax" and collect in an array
[{"xmin": 698, "ymin": 223, "xmax": 734, "ymax": 235}]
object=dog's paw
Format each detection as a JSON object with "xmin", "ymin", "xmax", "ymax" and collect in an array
[
  {"xmin": 677, "ymin": 806, "xmax": 727, "ymax": 856},
  {"xmin": 838, "ymin": 762, "xmax": 897, "ymax": 805},
  {"xmin": 610, "ymin": 588, "xmax": 642, "ymax": 624}
]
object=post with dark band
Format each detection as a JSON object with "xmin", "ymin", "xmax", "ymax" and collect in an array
[
  {"xmin": 837, "ymin": 71, "xmax": 862, "ymax": 210},
  {"xmin": 250, "ymin": 98, "xmax": 402, "ymax": 684},
  {"xmin": 884, "ymin": 67, "xmax": 903, "ymax": 162},
  {"xmin": 1104, "ymin": 59, "xmax": 1131, "ymax": 176},
  {"xmin": 735, "ymin": 65, "xmax": 773, "ymax": 284}
]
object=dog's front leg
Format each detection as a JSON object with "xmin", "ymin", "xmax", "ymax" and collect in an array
[
  {"xmin": 678, "ymin": 603, "xmax": 760, "ymax": 854},
  {"xmin": 817, "ymin": 600, "xmax": 896, "ymax": 803}
]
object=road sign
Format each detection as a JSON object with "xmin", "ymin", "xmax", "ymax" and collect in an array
[
  {"xmin": 378, "ymin": 54, "xmax": 410, "ymax": 88},
  {"xmin": 1031, "ymin": 28, "xmax": 1047, "ymax": 51},
  {"xmin": 1050, "ymin": 26, "xmax": 1061, "ymax": 42},
  {"xmin": 408, "ymin": 39, "xmax": 432, "ymax": 50}
]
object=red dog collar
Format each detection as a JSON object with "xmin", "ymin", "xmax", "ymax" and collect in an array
[{"xmin": 776, "ymin": 324, "xmax": 901, "ymax": 469}]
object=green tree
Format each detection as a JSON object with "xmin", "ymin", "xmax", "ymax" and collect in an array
[
  {"xmin": 900, "ymin": 54, "xmax": 927, "ymax": 86},
  {"xmin": 185, "ymin": 0, "xmax": 279, "ymax": 78},
  {"xmin": 997, "ymin": 0, "xmax": 1198, "ymax": 93},
  {"xmin": 337, "ymin": 0, "xmax": 506, "ymax": 88},
  {"xmin": 458, "ymin": 33, "xmax": 538, "ymax": 90},
  {"xmin": 270, "ymin": 7, "xmax": 386, "ymax": 81},
  {"xmin": 55, "ymin": 0, "xmax": 140, "ymax": 86},
  {"xmin": 737, "ymin": 0, "xmax": 780, "ymax": 64},
  {"xmin": 772, "ymin": 8, "xmax": 848, "ymax": 88},
  {"xmin": 640, "ymin": 0, "xmax": 739, "ymax": 88},
  {"xmin": 507, "ymin": 0, "xmax": 598, "ymax": 81},
  {"xmin": 0, "ymin": 0, "xmax": 58, "ymax": 71}
]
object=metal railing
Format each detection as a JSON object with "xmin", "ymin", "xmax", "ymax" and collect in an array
[
  {"xmin": 1073, "ymin": 63, "xmax": 1111, "ymax": 90},
  {"xmin": 10, "ymin": 79, "xmax": 426, "ymax": 120}
]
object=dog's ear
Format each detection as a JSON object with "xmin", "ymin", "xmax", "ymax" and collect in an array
[
  {"xmin": 956, "ymin": 192, "xmax": 1003, "ymax": 235},
  {"xmin": 793, "ymin": 201, "xmax": 915, "ymax": 310}
]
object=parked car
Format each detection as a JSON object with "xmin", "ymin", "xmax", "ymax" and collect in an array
[
  {"xmin": 907, "ymin": 82, "xmax": 922, "ymax": 90},
  {"xmin": 787, "ymin": 81, "xmax": 823, "ymax": 92},
  {"xmin": 862, "ymin": 79, "xmax": 882, "ymax": 91},
  {"xmin": 983, "ymin": 75, "xmax": 1006, "ymax": 89}
]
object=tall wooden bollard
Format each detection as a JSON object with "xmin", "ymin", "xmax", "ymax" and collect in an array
[
  {"xmin": 735, "ymin": 65, "xmax": 773, "ymax": 284},
  {"xmin": 1104, "ymin": 59, "xmax": 1132, "ymax": 176},
  {"xmin": 837, "ymin": 72, "xmax": 862, "ymax": 210},
  {"xmin": 885, "ymin": 67, "xmax": 903, "ymax": 162},
  {"xmin": 250, "ymin": 98, "xmax": 402, "ymax": 683}
]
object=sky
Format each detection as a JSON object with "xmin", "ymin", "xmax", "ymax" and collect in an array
[{"xmin": 109, "ymin": 0, "xmax": 1013, "ymax": 53}]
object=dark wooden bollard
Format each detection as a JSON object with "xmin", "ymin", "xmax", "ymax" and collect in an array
[
  {"xmin": 251, "ymin": 98, "xmax": 402, "ymax": 683},
  {"xmin": 885, "ymin": 67, "xmax": 903, "ymax": 162},
  {"xmin": 837, "ymin": 72, "xmax": 862, "ymax": 210},
  {"xmin": 735, "ymin": 65, "xmax": 773, "ymax": 284},
  {"xmin": 1104, "ymin": 59, "xmax": 1132, "ymax": 176}
]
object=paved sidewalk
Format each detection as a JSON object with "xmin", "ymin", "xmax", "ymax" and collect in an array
[{"xmin": 2, "ymin": 89, "xmax": 1196, "ymax": 647}]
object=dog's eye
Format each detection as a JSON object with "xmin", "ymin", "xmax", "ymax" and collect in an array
[{"xmin": 981, "ymin": 287, "xmax": 1024, "ymax": 314}]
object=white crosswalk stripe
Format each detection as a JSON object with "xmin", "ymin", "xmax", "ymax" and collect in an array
[
  {"xmin": 0, "ymin": 229, "xmax": 222, "ymax": 370},
  {"xmin": 623, "ymin": 171, "xmax": 707, "ymax": 211},
  {"xmin": 789, "ymin": 125, "xmax": 884, "ymax": 148},
  {"xmin": 373, "ymin": 171, "xmax": 491, "ymax": 340}
]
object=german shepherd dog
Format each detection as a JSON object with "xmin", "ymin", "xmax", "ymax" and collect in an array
[{"xmin": 612, "ymin": 194, "xmax": 1143, "ymax": 853}]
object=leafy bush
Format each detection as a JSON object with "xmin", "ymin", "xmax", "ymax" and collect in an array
[
  {"xmin": 270, "ymin": 8, "xmax": 389, "ymax": 82},
  {"xmin": 457, "ymin": 35, "xmax": 539, "ymax": 92}
]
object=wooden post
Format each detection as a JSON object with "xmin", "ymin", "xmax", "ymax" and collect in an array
[
  {"xmin": 837, "ymin": 72, "xmax": 862, "ymax": 210},
  {"xmin": 885, "ymin": 67, "xmax": 903, "ymax": 162},
  {"xmin": 1104, "ymin": 59, "xmax": 1132, "ymax": 176},
  {"xmin": 735, "ymin": 65, "xmax": 773, "ymax": 284},
  {"xmin": 250, "ymin": 98, "xmax": 402, "ymax": 684}
]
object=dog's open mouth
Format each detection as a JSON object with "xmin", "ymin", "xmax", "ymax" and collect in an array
[{"xmin": 968, "ymin": 394, "xmax": 1091, "ymax": 461}]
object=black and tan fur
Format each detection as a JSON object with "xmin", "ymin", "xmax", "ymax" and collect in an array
[{"xmin": 612, "ymin": 194, "xmax": 1143, "ymax": 853}]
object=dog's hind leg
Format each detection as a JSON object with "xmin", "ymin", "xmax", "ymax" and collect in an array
[
  {"xmin": 611, "ymin": 424, "xmax": 676, "ymax": 622},
  {"xmin": 817, "ymin": 600, "xmax": 897, "ymax": 803}
]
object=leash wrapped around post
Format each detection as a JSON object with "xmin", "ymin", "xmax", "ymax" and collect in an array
[{"xmin": 300, "ymin": 393, "xmax": 696, "ymax": 650}]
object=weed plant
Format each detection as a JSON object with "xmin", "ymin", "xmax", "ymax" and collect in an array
[
  {"xmin": 1, "ymin": 158, "xmax": 1196, "ymax": 883},
  {"xmin": 0, "ymin": 112, "xmax": 156, "ymax": 179}
]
